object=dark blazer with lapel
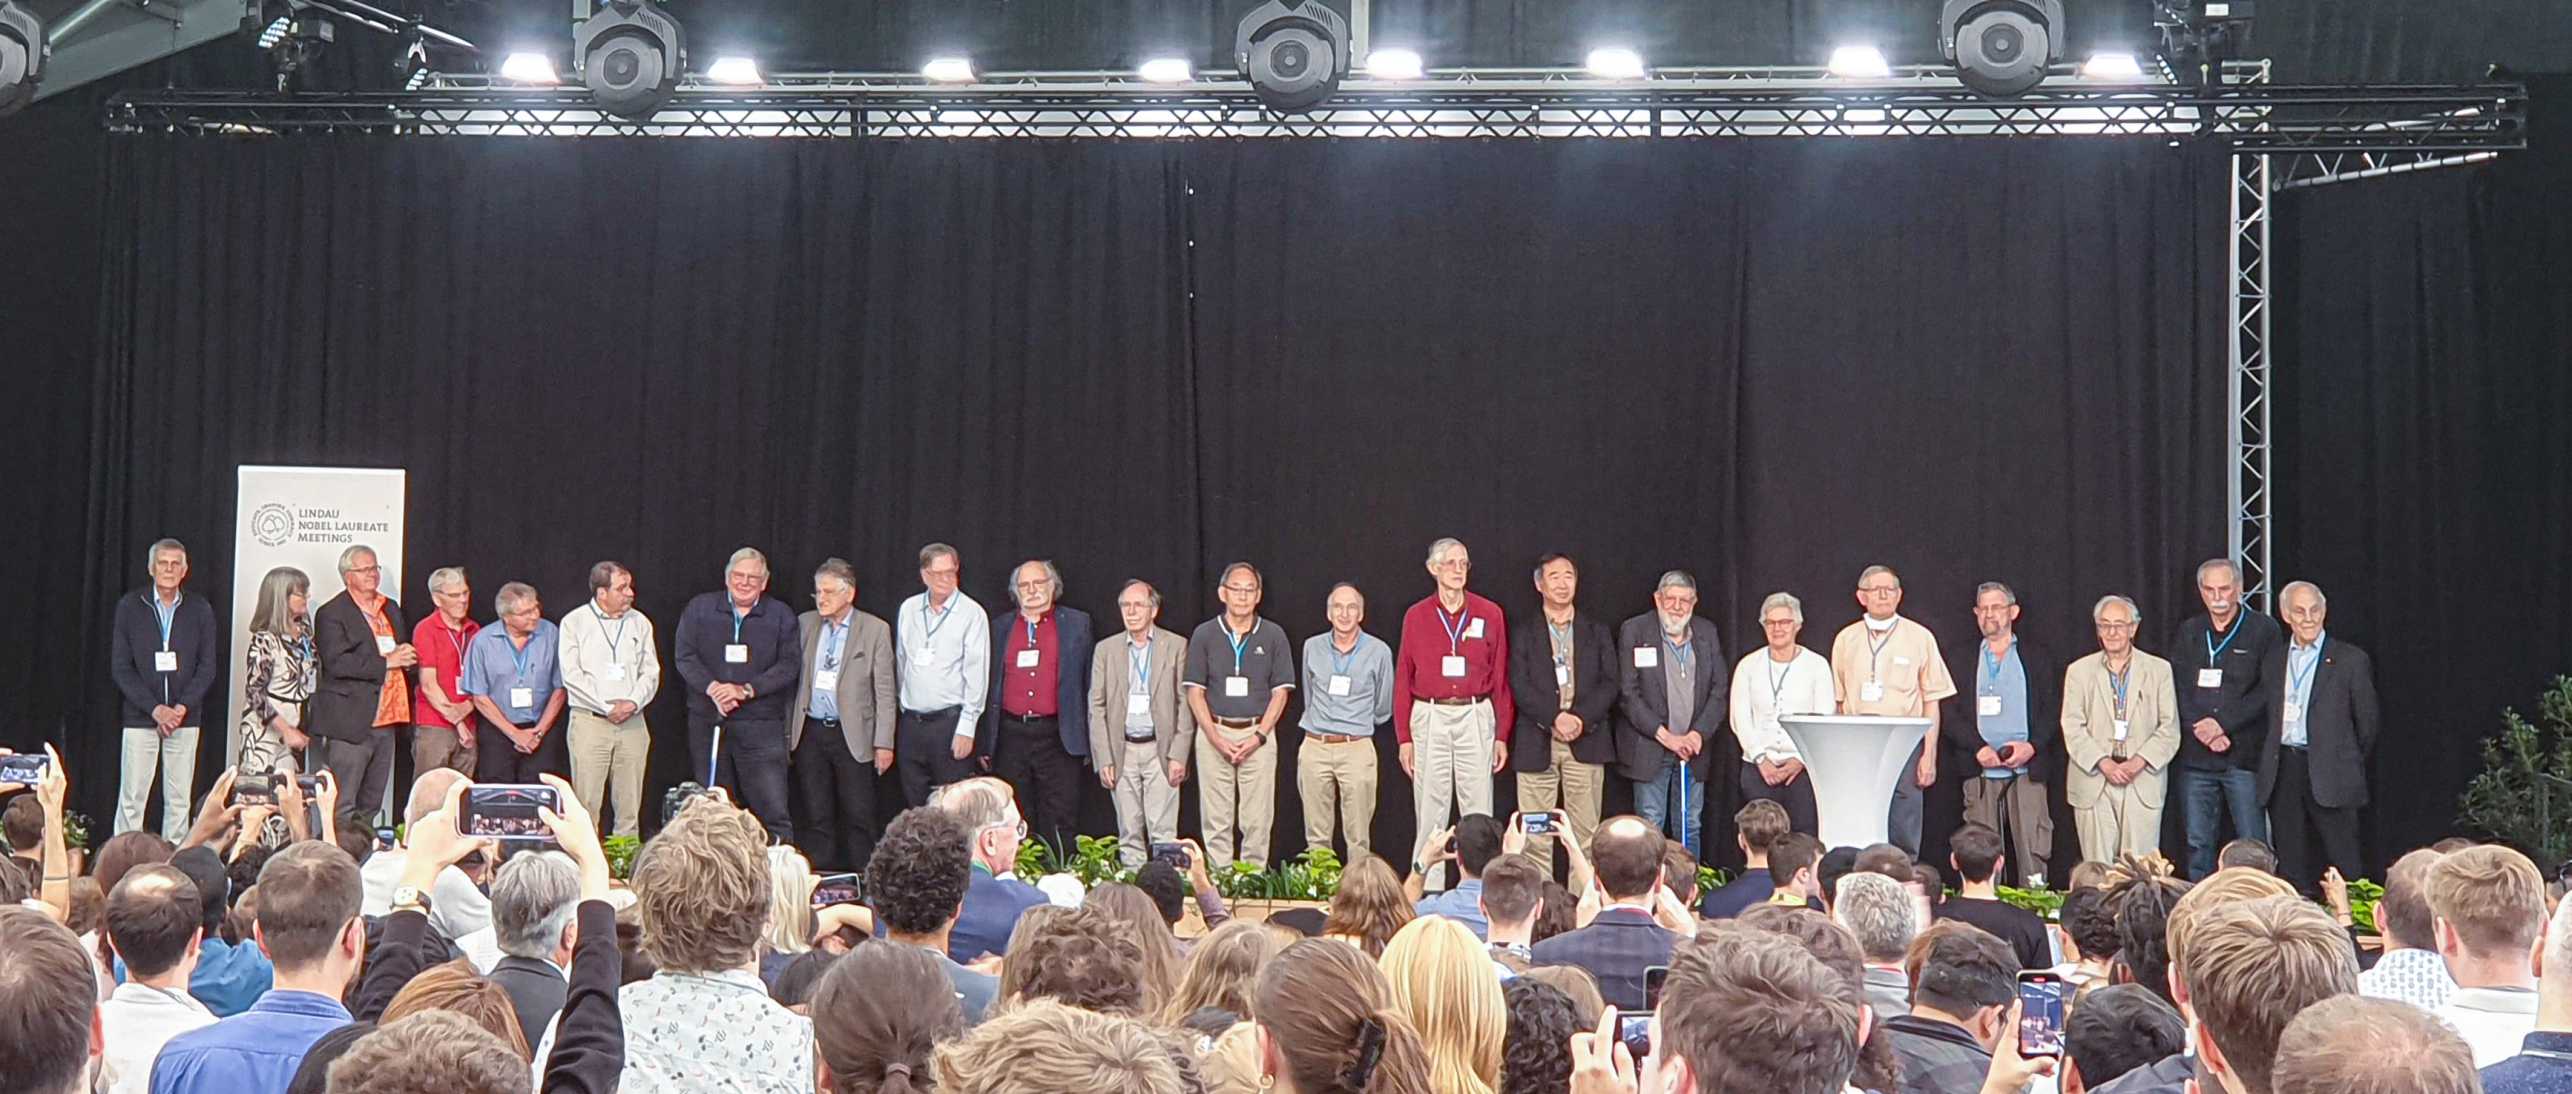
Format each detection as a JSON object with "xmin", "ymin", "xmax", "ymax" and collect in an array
[
  {"xmin": 310, "ymin": 590, "xmax": 408, "ymax": 744},
  {"xmin": 786, "ymin": 608, "xmax": 898, "ymax": 757},
  {"xmin": 2256, "ymin": 637, "xmax": 2379, "ymax": 809},
  {"xmin": 1528, "ymin": 907, "xmax": 1677, "ymax": 1011},
  {"xmin": 1508, "ymin": 611, "xmax": 1620, "ymax": 772},
  {"xmin": 489, "ymin": 955, "xmax": 568, "ymax": 1047},
  {"xmin": 979, "ymin": 605, "xmax": 1095, "ymax": 761},
  {"xmin": 1613, "ymin": 613, "xmax": 1729, "ymax": 782},
  {"xmin": 1939, "ymin": 635, "xmax": 2064, "ymax": 783}
]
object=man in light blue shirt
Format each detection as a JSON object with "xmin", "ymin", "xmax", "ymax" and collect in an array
[
  {"xmin": 1298, "ymin": 583, "xmax": 1395, "ymax": 865},
  {"xmin": 460, "ymin": 581, "xmax": 567, "ymax": 783},
  {"xmin": 1407, "ymin": 813, "xmax": 1505, "ymax": 940},
  {"xmin": 151, "ymin": 843, "xmax": 366, "ymax": 1094},
  {"xmin": 895, "ymin": 542, "xmax": 990, "ymax": 807}
]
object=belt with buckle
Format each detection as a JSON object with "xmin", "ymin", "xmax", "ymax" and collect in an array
[
  {"xmin": 1215, "ymin": 716, "xmax": 1260, "ymax": 728},
  {"xmin": 1427, "ymin": 696, "xmax": 1483, "ymax": 706},
  {"xmin": 1306, "ymin": 732, "xmax": 1368, "ymax": 744},
  {"xmin": 1003, "ymin": 710, "xmax": 1056, "ymax": 722}
]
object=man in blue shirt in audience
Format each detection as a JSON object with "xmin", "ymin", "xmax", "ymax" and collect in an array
[
  {"xmin": 936, "ymin": 777, "xmax": 1049, "ymax": 962},
  {"xmin": 151, "ymin": 842, "xmax": 367, "ymax": 1093},
  {"xmin": 1408, "ymin": 813, "xmax": 1506, "ymax": 940}
]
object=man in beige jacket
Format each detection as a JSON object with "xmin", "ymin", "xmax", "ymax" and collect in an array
[
  {"xmin": 1089, "ymin": 579, "xmax": 1192, "ymax": 868},
  {"xmin": 2063, "ymin": 594, "xmax": 2180, "ymax": 861}
]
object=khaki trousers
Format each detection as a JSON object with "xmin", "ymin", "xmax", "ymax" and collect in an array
[
  {"xmin": 1111, "ymin": 737, "xmax": 1183, "ymax": 868},
  {"xmin": 1962, "ymin": 774, "xmax": 2055, "ymax": 885},
  {"xmin": 1196, "ymin": 728, "xmax": 1279, "ymax": 870},
  {"xmin": 1411, "ymin": 699, "xmax": 1495, "ymax": 890},
  {"xmin": 1515, "ymin": 737, "xmax": 1603, "ymax": 873},
  {"xmin": 569, "ymin": 708, "xmax": 653, "ymax": 838},
  {"xmin": 411, "ymin": 723, "xmax": 476, "ymax": 780},
  {"xmin": 1297, "ymin": 735, "xmax": 1379, "ymax": 865},
  {"xmin": 2074, "ymin": 779, "xmax": 2164, "ymax": 863}
]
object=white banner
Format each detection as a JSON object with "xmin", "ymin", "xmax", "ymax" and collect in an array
[{"xmin": 226, "ymin": 466, "xmax": 408, "ymax": 767}]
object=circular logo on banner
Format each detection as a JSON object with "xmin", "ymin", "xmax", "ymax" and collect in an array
[{"xmin": 251, "ymin": 503, "xmax": 296, "ymax": 547}]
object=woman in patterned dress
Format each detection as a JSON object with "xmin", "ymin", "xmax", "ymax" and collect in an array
[{"xmin": 237, "ymin": 566, "xmax": 315, "ymax": 775}]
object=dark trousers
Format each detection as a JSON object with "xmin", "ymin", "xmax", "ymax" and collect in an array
[
  {"xmin": 896, "ymin": 707, "xmax": 977, "ymax": 807},
  {"xmin": 1737, "ymin": 762, "xmax": 1821, "ymax": 837},
  {"xmin": 991, "ymin": 712, "xmax": 1083, "ymax": 853},
  {"xmin": 689, "ymin": 717, "xmax": 792, "ymax": 841},
  {"xmin": 313, "ymin": 731, "xmax": 395, "ymax": 821},
  {"xmin": 2179, "ymin": 764, "xmax": 2268, "ymax": 879},
  {"xmin": 793, "ymin": 719, "xmax": 880, "ymax": 871},
  {"xmin": 2269, "ymin": 747, "xmax": 2361, "ymax": 893},
  {"xmin": 475, "ymin": 722, "xmax": 569, "ymax": 785}
]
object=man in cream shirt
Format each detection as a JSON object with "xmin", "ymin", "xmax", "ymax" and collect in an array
[
  {"xmin": 2061, "ymin": 595, "xmax": 2179, "ymax": 861},
  {"xmin": 557, "ymin": 560, "xmax": 660, "ymax": 838},
  {"xmin": 1728, "ymin": 592, "xmax": 1834, "ymax": 836},
  {"xmin": 1829, "ymin": 565, "xmax": 1956, "ymax": 855}
]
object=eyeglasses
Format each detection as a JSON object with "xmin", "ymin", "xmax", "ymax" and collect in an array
[
  {"xmin": 2096, "ymin": 621, "xmax": 2137, "ymax": 631},
  {"xmin": 1858, "ymin": 585, "xmax": 1899, "ymax": 594},
  {"xmin": 1433, "ymin": 559, "xmax": 1472, "ymax": 571},
  {"xmin": 1221, "ymin": 583, "xmax": 1260, "ymax": 594},
  {"xmin": 346, "ymin": 566, "xmax": 381, "ymax": 575}
]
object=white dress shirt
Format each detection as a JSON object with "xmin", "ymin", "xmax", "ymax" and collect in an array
[
  {"xmin": 1728, "ymin": 646, "xmax": 1835, "ymax": 764},
  {"xmin": 98, "ymin": 980, "xmax": 216, "ymax": 1094},
  {"xmin": 897, "ymin": 590, "xmax": 990, "ymax": 732},
  {"xmin": 360, "ymin": 847, "xmax": 493, "ymax": 941},
  {"xmin": 2438, "ymin": 985, "xmax": 2539, "ymax": 1068},
  {"xmin": 557, "ymin": 602, "xmax": 662, "ymax": 714}
]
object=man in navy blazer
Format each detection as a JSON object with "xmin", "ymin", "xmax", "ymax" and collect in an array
[
  {"xmin": 2256, "ymin": 580, "xmax": 2379, "ymax": 893},
  {"xmin": 936, "ymin": 777, "xmax": 1052, "ymax": 963},
  {"xmin": 110, "ymin": 538, "xmax": 220, "ymax": 840},
  {"xmin": 1531, "ymin": 814, "xmax": 1679, "ymax": 1010},
  {"xmin": 978, "ymin": 559, "xmax": 1095, "ymax": 855}
]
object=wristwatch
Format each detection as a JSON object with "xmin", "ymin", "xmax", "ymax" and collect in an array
[{"xmin": 389, "ymin": 885, "xmax": 429, "ymax": 915}]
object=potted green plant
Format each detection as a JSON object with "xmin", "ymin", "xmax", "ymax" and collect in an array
[{"xmin": 2458, "ymin": 676, "xmax": 2572, "ymax": 865}]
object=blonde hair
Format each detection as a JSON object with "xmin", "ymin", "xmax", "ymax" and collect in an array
[
  {"xmin": 1377, "ymin": 917, "xmax": 1503, "ymax": 1094},
  {"xmin": 1085, "ymin": 883, "xmax": 1181, "ymax": 1013},
  {"xmin": 1324, "ymin": 857, "xmax": 1415, "ymax": 959},
  {"xmin": 1162, "ymin": 919, "xmax": 1287, "ymax": 1026},
  {"xmin": 2182, "ymin": 896, "xmax": 2359, "ymax": 1094},
  {"xmin": 2426, "ymin": 844, "xmax": 2548, "ymax": 957},
  {"xmin": 632, "ymin": 799, "xmax": 772, "ymax": 973},
  {"xmin": 1194, "ymin": 1020, "xmax": 1266, "ymax": 1094},
  {"xmin": 2167, "ymin": 866, "xmax": 2297, "ymax": 974},
  {"xmin": 764, "ymin": 845, "xmax": 816, "ymax": 957},
  {"xmin": 933, "ymin": 999, "xmax": 1188, "ymax": 1094}
]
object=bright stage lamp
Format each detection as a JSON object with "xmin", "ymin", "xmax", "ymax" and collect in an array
[
  {"xmin": 1366, "ymin": 48, "xmax": 1424, "ymax": 80},
  {"xmin": 706, "ymin": 56, "xmax": 762, "ymax": 86},
  {"xmin": 1138, "ymin": 57, "xmax": 1193, "ymax": 83},
  {"xmin": 1585, "ymin": 47, "xmax": 1646, "ymax": 79},
  {"xmin": 2082, "ymin": 52, "xmax": 2145, "ymax": 79},
  {"xmin": 922, "ymin": 57, "xmax": 975, "ymax": 83},
  {"xmin": 499, "ymin": 51, "xmax": 561, "ymax": 85},
  {"xmin": 1829, "ymin": 45, "xmax": 1892, "ymax": 78}
]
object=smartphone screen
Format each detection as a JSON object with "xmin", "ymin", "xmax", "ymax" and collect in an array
[
  {"xmin": 2016, "ymin": 972, "xmax": 2067, "ymax": 1058},
  {"xmin": 1643, "ymin": 965, "xmax": 1670, "ymax": 1010},
  {"xmin": 230, "ymin": 773, "xmax": 275, "ymax": 806},
  {"xmin": 1617, "ymin": 1013, "xmax": 1655, "ymax": 1061},
  {"xmin": 1520, "ymin": 812, "xmax": 1555, "ymax": 836},
  {"xmin": 460, "ymin": 784, "xmax": 562, "ymax": 842},
  {"xmin": 1149, "ymin": 842, "xmax": 1190, "ymax": 870},
  {"xmin": 812, "ymin": 873, "xmax": 863, "ymax": 908},
  {"xmin": 0, "ymin": 754, "xmax": 49, "ymax": 783}
]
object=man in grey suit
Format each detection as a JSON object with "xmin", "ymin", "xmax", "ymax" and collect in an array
[
  {"xmin": 485, "ymin": 849, "xmax": 580, "ymax": 1047},
  {"xmin": 2257, "ymin": 580, "xmax": 2379, "ymax": 894},
  {"xmin": 1088, "ymin": 579, "xmax": 1192, "ymax": 868},
  {"xmin": 1615, "ymin": 571, "xmax": 1729, "ymax": 860},
  {"xmin": 789, "ymin": 557, "xmax": 898, "ymax": 872}
]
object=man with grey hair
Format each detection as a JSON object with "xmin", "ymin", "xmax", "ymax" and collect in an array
[
  {"xmin": 461, "ymin": 582, "xmax": 567, "ymax": 783},
  {"xmin": 1834, "ymin": 870, "xmax": 1919, "ymax": 1021},
  {"xmin": 1091, "ymin": 579, "xmax": 1190, "ymax": 867},
  {"xmin": 411, "ymin": 566, "xmax": 481, "ymax": 779},
  {"xmin": 310, "ymin": 544, "xmax": 415, "ymax": 821},
  {"xmin": 1943, "ymin": 580, "xmax": 2061, "ymax": 885},
  {"xmin": 1301, "ymin": 581, "xmax": 1395, "ymax": 865},
  {"xmin": 1617, "ymin": 569, "xmax": 1726, "ymax": 858},
  {"xmin": 895, "ymin": 542, "xmax": 988, "ymax": 808},
  {"xmin": 1728, "ymin": 591, "xmax": 1833, "ymax": 837},
  {"xmin": 1184, "ymin": 562, "xmax": 1296, "ymax": 870},
  {"xmin": 2063, "ymin": 594, "xmax": 2179, "ymax": 861},
  {"xmin": 787, "ymin": 557, "xmax": 895, "ymax": 870},
  {"xmin": 1509, "ymin": 555, "xmax": 1617, "ymax": 870},
  {"xmin": 2256, "ymin": 580, "xmax": 2377, "ymax": 891},
  {"xmin": 1393, "ymin": 538, "xmax": 1512, "ymax": 889},
  {"xmin": 676, "ymin": 547, "xmax": 802, "ymax": 838},
  {"xmin": 978, "ymin": 559, "xmax": 1094, "ymax": 854},
  {"xmin": 558, "ymin": 560, "xmax": 660, "ymax": 837},
  {"xmin": 484, "ymin": 850, "xmax": 581, "ymax": 1046},
  {"xmin": 112, "ymin": 537, "xmax": 218, "ymax": 839},
  {"xmin": 2173, "ymin": 557, "xmax": 2281, "ymax": 880},
  {"xmin": 1830, "ymin": 564, "xmax": 1955, "ymax": 855}
]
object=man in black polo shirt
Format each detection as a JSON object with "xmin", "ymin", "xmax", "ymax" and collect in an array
[
  {"xmin": 2171, "ymin": 557, "xmax": 2281, "ymax": 880},
  {"xmin": 1935, "ymin": 822, "xmax": 2053, "ymax": 970}
]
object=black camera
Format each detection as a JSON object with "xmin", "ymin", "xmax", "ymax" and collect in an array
[{"xmin": 661, "ymin": 781, "xmax": 721, "ymax": 827}]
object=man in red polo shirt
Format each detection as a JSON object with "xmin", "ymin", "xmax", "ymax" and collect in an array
[
  {"xmin": 1394, "ymin": 536, "xmax": 1513, "ymax": 891},
  {"xmin": 412, "ymin": 566, "xmax": 480, "ymax": 779}
]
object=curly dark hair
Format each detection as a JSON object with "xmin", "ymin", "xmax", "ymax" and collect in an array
[
  {"xmin": 1008, "ymin": 905, "xmax": 1148, "ymax": 1016},
  {"xmin": 1134, "ymin": 863, "xmax": 1187, "ymax": 927},
  {"xmin": 1499, "ymin": 978, "xmax": 1575, "ymax": 1094},
  {"xmin": 2062, "ymin": 886, "xmax": 2121, "ymax": 961},
  {"xmin": 867, "ymin": 807, "xmax": 975, "ymax": 937}
]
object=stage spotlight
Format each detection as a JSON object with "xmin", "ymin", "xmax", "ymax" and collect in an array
[
  {"xmin": 576, "ymin": 0, "xmax": 685, "ymax": 120},
  {"xmin": 1365, "ymin": 47, "xmax": 1424, "ymax": 80},
  {"xmin": 1138, "ymin": 57, "xmax": 1192, "ymax": 83},
  {"xmin": 706, "ymin": 55, "xmax": 761, "ymax": 85},
  {"xmin": 1941, "ymin": 0, "xmax": 2063, "ymax": 96},
  {"xmin": 921, "ymin": 56, "xmax": 974, "ymax": 83},
  {"xmin": 500, "ymin": 50, "xmax": 561, "ymax": 84},
  {"xmin": 2081, "ymin": 52, "xmax": 2144, "ymax": 79},
  {"xmin": 1235, "ymin": 0, "xmax": 1349, "ymax": 115},
  {"xmin": 0, "ymin": 0, "xmax": 44, "ymax": 116},
  {"xmin": 1828, "ymin": 45, "xmax": 1891, "ymax": 78},
  {"xmin": 1585, "ymin": 47, "xmax": 1646, "ymax": 79},
  {"xmin": 2154, "ymin": 0, "xmax": 2254, "ymax": 85}
]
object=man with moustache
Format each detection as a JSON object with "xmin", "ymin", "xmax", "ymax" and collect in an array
[{"xmin": 2172, "ymin": 558, "xmax": 2281, "ymax": 879}]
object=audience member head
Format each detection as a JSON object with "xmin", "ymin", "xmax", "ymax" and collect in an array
[
  {"xmin": 228, "ymin": 842, "xmax": 275, "ymax": 909},
  {"xmin": 1908, "ymin": 863, "xmax": 1946, "ymax": 920},
  {"xmin": 1735, "ymin": 800, "xmax": 1790, "ymax": 862},
  {"xmin": 1815, "ymin": 846, "xmax": 1860, "ymax": 912},
  {"xmin": 1, "ymin": 795, "xmax": 40, "ymax": 854},
  {"xmin": 1378, "ymin": 916, "xmax": 1504, "ymax": 1094},
  {"xmin": 402, "ymin": 768, "xmax": 468, "ymax": 830},
  {"xmin": 869, "ymin": 807, "xmax": 975, "ymax": 943},
  {"xmin": 2066, "ymin": 861, "xmax": 2111, "ymax": 892},
  {"xmin": 1087, "ymin": 882, "xmax": 1182, "ymax": 1011},
  {"xmin": 1833, "ymin": 871, "xmax": 1917, "ymax": 965},
  {"xmin": 324, "ymin": 1010, "xmax": 527, "ymax": 1094},
  {"xmin": 2061, "ymin": 886, "xmax": 2119, "ymax": 966},
  {"xmin": 994, "ymin": 905, "xmax": 1070, "ymax": 1002},
  {"xmin": 2424, "ymin": 844, "xmax": 2546, "ymax": 984},
  {"xmin": 0, "ymin": 905, "xmax": 101, "ymax": 1094},
  {"xmin": 1766, "ymin": 832, "xmax": 1823, "ymax": 899},
  {"xmin": 2109, "ymin": 874, "xmax": 2191, "ymax": 1008},
  {"xmin": 632, "ymin": 795, "xmax": 772, "ymax": 975},
  {"xmin": 65, "ymin": 878, "xmax": 104, "ymax": 938},
  {"xmin": 935, "ymin": 1000, "xmax": 1188, "ymax": 1094},
  {"xmin": 91, "ymin": 830, "xmax": 176, "ymax": 900},
  {"xmin": 1478, "ymin": 856, "xmax": 1544, "ymax": 938},
  {"xmin": 2184, "ymin": 896, "xmax": 2359, "ymax": 1094},
  {"xmin": 813, "ymin": 940, "xmax": 966, "ymax": 1094},
  {"xmin": 0, "ymin": 853, "xmax": 30, "ymax": 904},
  {"xmin": 1325, "ymin": 856, "xmax": 1416, "ymax": 959},
  {"xmin": 1197, "ymin": 1020, "xmax": 1265, "ymax": 1094},
  {"xmin": 1660, "ymin": 841, "xmax": 1699, "ymax": 905},
  {"xmin": 1007, "ymin": 905, "xmax": 1147, "ymax": 1016},
  {"xmin": 771, "ymin": 948, "xmax": 837, "ymax": 1012},
  {"xmin": 1498, "ymin": 979, "xmax": 1575, "ymax": 1094},
  {"xmin": 1452, "ymin": 815, "xmax": 1505, "ymax": 880},
  {"xmin": 1135, "ymin": 862, "xmax": 1188, "ymax": 926},
  {"xmin": 1732, "ymin": 906, "xmax": 1898, "ymax": 1094},
  {"xmin": 380, "ymin": 958, "xmax": 531, "ymax": 1062},
  {"xmin": 1654, "ymin": 926, "xmax": 1860, "ymax": 1094},
  {"xmin": 1530, "ymin": 883, "xmax": 1576, "ymax": 945},
  {"xmin": 169, "ymin": 847, "xmax": 230, "ymax": 934},
  {"xmin": 2269, "ymin": 994, "xmax": 2478, "ymax": 1094},
  {"xmin": 1518, "ymin": 965, "xmax": 1604, "ymax": 1029},
  {"xmin": 256, "ymin": 841, "xmax": 366, "ymax": 985},
  {"xmin": 1254, "ymin": 938, "xmax": 1436, "ymax": 1094},
  {"xmin": 489, "ymin": 850, "xmax": 579, "ymax": 967},
  {"xmin": 2216, "ymin": 839, "xmax": 2278, "ymax": 875},
  {"xmin": 1164, "ymin": 920, "xmax": 1287, "ymax": 1026},
  {"xmin": 1853, "ymin": 843, "xmax": 1914, "ymax": 881},
  {"xmin": 2431, "ymin": 837, "xmax": 2478, "ymax": 854},
  {"xmin": 1948, "ymin": 823, "xmax": 2005, "ymax": 885},
  {"xmin": 332, "ymin": 818, "xmax": 376, "ymax": 868},
  {"xmin": 1268, "ymin": 906, "xmax": 1327, "ymax": 939},
  {"xmin": 1904, "ymin": 921, "xmax": 2016, "ymax": 1046},
  {"xmin": 2378, "ymin": 848, "xmax": 2447, "ymax": 952},
  {"xmin": 764, "ymin": 845, "xmax": 818, "ymax": 958},
  {"xmin": 934, "ymin": 778, "xmax": 1023, "ymax": 876},
  {"xmin": 2061, "ymin": 983, "xmax": 2185, "ymax": 1094},
  {"xmin": 2168, "ymin": 867, "xmax": 2298, "ymax": 976},
  {"xmin": 219, "ymin": 885, "xmax": 256, "ymax": 946},
  {"xmin": 105, "ymin": 864, "xmax": 202, "ymax": 981}
]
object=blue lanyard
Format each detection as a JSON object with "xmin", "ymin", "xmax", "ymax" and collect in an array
[
  {"xmin": 150, "ymin": 593, "xmax": 178, "ymax": 651},
  {"xmin": 1129, "ymin": 639, "xmax": 1152, "ymax": 690},
  {"xmin": 1664, "ymin": 630, "xmax": 1694, "ymax": 673},
  {"xmin": 1225, "ymin": 619, "xmax": 1254, "ymax": 674},
  {"xmin": 2108, "ymin": 663, "xmax": 2130, "ymax": 718},
  {"xmin": 1437, "ymin": 605, "xmax": 1472, "ymax": 655},
  {"xmin": 729, "ymin": 604, "xmax": 750, "ymax": 644},
  {"xmin": 508, "ymin": 629, "xmax": 538, "ymax": 683},
  {"xmin": 821, "ymin": 617, "xmax": 847, "ymax": 670},
  {"xmin": 1330, "ymin": 637, "xmax": 1358, "ymax": 677},
  {"xmin": 2203, "ymin": 616, "xmax": 2243, "ymax": 665},
  {"xmin": 1548, "ymin": 621, "xmax": 1572, "ymax": 666},
  {"xmin": 2288, "ymin": 638, "xmax": 2326, "ymax": 705},
  {"xmin": 919, "ymin": 598, "xmax": 956, "ymax": 645},
  {"xmin": 1021, "ymin": 615, "xmax": 1042, "ymax": 660},
  {"xmin": 1980, "ymin": 639, "xmax": 2012, "ymax": 695},
  {"xmin": 594, "ymin": 605, "xmax": 629, "ymax": 659}
]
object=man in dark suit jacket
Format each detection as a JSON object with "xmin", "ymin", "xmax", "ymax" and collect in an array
[
  {"xmin": 310, "ymin": 544, "xmax": 415, "ymax": 821},
  {"xmin": 1940, "ymin": 583, "xmax": 2063, "ymax": 887},
  {"xmin": 938, "ymin": 777, "xmax": 1052, "ymax": 962},
  {"xmin": 788, "ymin": 558, "xmax": 900, "ymax": 872},
  {"xmin": 485, "ymin": 849, "xmax": 579, "ymax": 1047},
  {"xmin": 978, "ymin": 560, "xmax": 1095, "ymax": 855},
  {"xmin": 1615, "ymin": 572, "xmax": 1728, "ymax": 860},
  {"xmin": 1531, "ymin": 815, "xmax": 1678, "ymax": 1010},
  {"xmin": 1508, "ymin": 554, "xmax": 1621, "ymax": 874},
  {"xmin": 2256, "ymin": 580, "xmax": 2379, "ymax": 893},
  {"xmin": 109, "ymin": 538, "xmax": 221, "ymax": 841}
]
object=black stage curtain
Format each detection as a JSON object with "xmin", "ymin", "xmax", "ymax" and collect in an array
[
  {"xmin": 55, "ymin": 134, "xmax": 2227, "ymax": 873},
  {"xmin": 2273, "ymin": 77, "xmax": 2572, "ymax": 874}
]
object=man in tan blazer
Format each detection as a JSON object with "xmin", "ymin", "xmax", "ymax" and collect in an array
[
  {"xmin": 2062, "ymin": 594, "xmax": 2180, "ymax": 861},
  {"xmin": 1089, "ymin": 578, "xmax": 1192, "ymax": 868},
  {"xmin": 787, "ymin": 557, "xmax": 898, "ymax": 871}
]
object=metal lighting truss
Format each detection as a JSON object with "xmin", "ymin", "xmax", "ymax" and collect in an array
[{"xmin": 101, "ymin": 65, "xmax": 2525, "ymax": 607}]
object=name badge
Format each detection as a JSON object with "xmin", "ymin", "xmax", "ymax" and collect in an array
[
  {"xmin": 2283, "ymin": 701, "xmax": 2303, "ymax": 723},
  {"xmin": 1465, "ymin": 617, "xmax": 1485, "ymax": 639},
  {"xmin": 1016, "ymin": 649, "xmax": 1040, "ymax": 669},
  {"xmin": 724, "ymin": 643, "xmax": 750, "ymax": 664},
  {"xmin": 1224, "ymin": 676, "xmax": 1250, "ymax": 698},
  {"xmin": 604, "ymin": 663, "xmax": 627, "ymax": 681},
  {"xmin": 2112, "ymin": 718, "xmax": 2131, "ymax": 742},
  {"xmin": 509, "ymin": 686, "xmax": 534, "ymax": 708},
  {"xmin": 1633, "ymin": 647, "xmax": 1659, "ymax": 669},
  {"xmin": 1555, "ymin": 664, "xmax": 1571, "ymax": 687},
  {"xmin": 1977, "ymin": 695, "xmax": 2003, "ymax": 717},
  {"xmin": 154, "ymin": 650, "xmax": 179, "ymax": 673},
  {"xmin": 2197, "ymin": 668, "xmax": 2223, "ymax": 689},
  {"xmin": 1861, "ymin": 681, "xmax": 1886, "ymax": 703},
  {"xmin": 812, "ymin": 668, "xmax": 839, "ymax": 691},
  {"xmin": 1127, "ymin": 694, "xmax": 1152, "ymax": 717},
  {"xmin": 1328, "ymin": 674, "xmax": 1352, "ymax": 697},
  {"xmin": 375, "ymin": 635, "xmax": 397, "ymax": 655},
  {"xmin": 1894, "ymin": 656, "xmax": 1912, "ymax": 666},
  {"xmin": 1441, "ymin": 655, "xmax": 1467, "ymax": 678}
]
